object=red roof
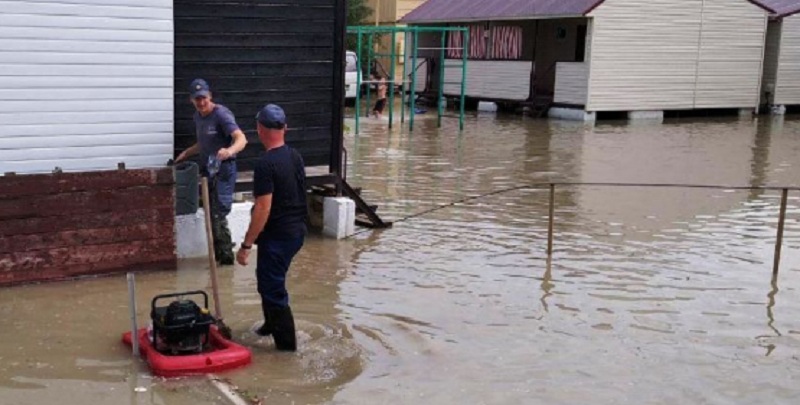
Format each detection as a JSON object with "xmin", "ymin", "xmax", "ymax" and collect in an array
[
  {"xmin": 750, "ymin": 0, "xmax": 800, "ymax": 17},
  {"xmin": 401, "ymin": 0, "xmax": 604, "ymax": 23}
]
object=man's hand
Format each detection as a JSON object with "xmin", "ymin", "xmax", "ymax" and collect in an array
[
  {"xmin": 236, "ymin": 248, "xmax": 251, "ymax": 266},
  {"xmin": 175, "ymin": 151, "xmax": 187, "ymax": 163},
  {"xmin": 217, "ymin": 148, "xmax": 233, "ymax": 161}
]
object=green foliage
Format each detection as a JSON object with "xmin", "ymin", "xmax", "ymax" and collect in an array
[
  {"xmin": 347, "ymin": 0, "xmax": 372, "ymax": 27},
  {"xmin": 346, "ymin": 0, "xmax": 374, "ymax": 53}
]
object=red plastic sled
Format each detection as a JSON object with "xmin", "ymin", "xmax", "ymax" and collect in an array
[{"xmin": 122, "ymin": 325, "xmax": 251, "ymax": 377}]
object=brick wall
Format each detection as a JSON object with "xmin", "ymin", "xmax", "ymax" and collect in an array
[{"xmin": 0, "ymin": 168, "xmax": 176, "ymax": 286}]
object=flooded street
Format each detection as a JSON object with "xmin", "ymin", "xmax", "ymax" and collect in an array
[{"xmin": 2, "ymin": 112, "xmax": 800, "ymax": 404}]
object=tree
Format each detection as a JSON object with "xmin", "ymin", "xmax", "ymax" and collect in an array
[
  {"xmin": 346, "ymin": 0, "xmax": 373, "ymax": 52},
  {"xmin": 347, "ymin": 0, "xmax": 372, "ymax": 27}
]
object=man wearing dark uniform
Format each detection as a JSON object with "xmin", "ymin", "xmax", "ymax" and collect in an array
[
  {"xmin": 175, "ymin": 79, "xmax": 247, "ymax": 265},
  {"xmin": 236, "ymin": 104, "xmax": 307, "ymax": 352}
]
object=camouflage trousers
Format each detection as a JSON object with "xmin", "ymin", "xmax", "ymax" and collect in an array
[
  {"xmin": 211, "ymin": 214, "xmax": 234, "ymax": 264},
  {"xmin": 206, "ymin": 161, "xmax": 237, "ymax": 264}
]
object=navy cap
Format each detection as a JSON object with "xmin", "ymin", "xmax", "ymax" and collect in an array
[
  {"xmin": 257, "ymin": 104, "xmax": 287, "ymax": 129},
  {"xmin": 189, "ymin": 78, "xmax": 211, "ymax": 98}
]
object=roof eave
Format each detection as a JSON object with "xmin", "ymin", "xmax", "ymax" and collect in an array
[
  {"xmin": 583, "ymin": 0, "xmax": 607, "ymax": 16},
  {"xmin": 778, "ymin": 9, "xmax": 800, "ymax": 19},
  {"xmin": 403, "ymin": 14, "xmax": 589, "ymax": 24},
  {"xmin": 748, "ymin": 0, "xmax": 777, "ymax": 13}
]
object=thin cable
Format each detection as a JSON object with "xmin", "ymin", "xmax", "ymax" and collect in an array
[{"xmin": 346, "ymin": 182, "xmax": 797, "ymax": 239}]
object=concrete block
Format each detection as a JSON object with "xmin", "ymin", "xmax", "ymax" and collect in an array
[
  {"xmin": 739, "ymin": 108, "xmax": 755, "ymax": 118},
  {"xmin": 628, "ymin": 110, "xmax": 664, "ymax": 122},
  {"xmin": 323, "ymin": 197, "xmax": 355, "ymax": 239},
  {"xmin": 176, "ymin": 202, "xmax": 253, "ymax": 259},
  {"xmin": 770, "ymin": 105, "xmax": 786, "ymax": 115},
  {"xmin": 176, "ymin": 211, "xmax": 208, "ymax": 259},
  {"xmin": 548, "ymin": 107, "xmax": 596, "ymax": 122},
  {"xmin": 478, "ymin": 101, "xmax": 498, "ymax": 112},
  {"xmin": 307, "ymin": 193, "xmax": 325, "ymax": 231},
  {"xmin": 227, "ymin": 202, "xmax": 254, "ymax": 245}
]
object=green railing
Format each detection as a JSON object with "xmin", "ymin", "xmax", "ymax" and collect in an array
[{"xmin": 347, "ymin": 26, "xmax": 469, "ymax": 134}]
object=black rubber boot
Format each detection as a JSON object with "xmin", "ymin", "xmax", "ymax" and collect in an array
[
  {"xmin": 256, "ymin": 301, "xmax": 274, "ymax": 337},
  {"xmin": 256, "ymin": 321, "xmax": 273, "ymax": 337},
  {"xmin": 267, "ymin": 306, "xmax": 297, "ymax": 352},
  {"xmin": 217, "ymin": 251, "xmax": 235, "ymax": 266}
]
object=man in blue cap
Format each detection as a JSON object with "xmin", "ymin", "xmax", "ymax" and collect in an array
[
  {"xmin": 176, "ymin": 78, "xmax": 247, "ymax": 265},
  {"xmin": 236, "ymin": 104, "xmax": 307, "ymax": 352}
]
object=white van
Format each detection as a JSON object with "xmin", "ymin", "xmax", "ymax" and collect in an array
[{"xmin": 345, "ymin": 51, "xmax": 360, "ymax": 99}]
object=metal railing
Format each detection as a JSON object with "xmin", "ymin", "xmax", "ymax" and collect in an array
[{"xmin": 543, "ymin": 182, "xmax": 797, "ymax": 278}]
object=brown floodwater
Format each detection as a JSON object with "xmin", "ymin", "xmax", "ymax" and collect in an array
[{"xmin": 1, "ymin": 111, "xmax": 799, "ymax": 405}]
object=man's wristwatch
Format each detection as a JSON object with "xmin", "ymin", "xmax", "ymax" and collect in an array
[{"xmin": 240, "ymin": 243, "xmax": 252, "ymax": 250}]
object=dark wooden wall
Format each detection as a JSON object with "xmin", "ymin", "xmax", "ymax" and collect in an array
[
  {"xmin": 174, "ymin": 0, "xmax": 346, "ymax": 174},
  {"xmin": 0, "ymin": 169, "xmax": 176, "ymax": 286}
]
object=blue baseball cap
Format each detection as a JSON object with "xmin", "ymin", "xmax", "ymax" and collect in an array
[
  {"xmin": 257, "ymin": 104, "xmax": 287, "ymax": 129},
  {"xmin": 189, "ymin": 78, "xmax": 211, "ymax": 98}
]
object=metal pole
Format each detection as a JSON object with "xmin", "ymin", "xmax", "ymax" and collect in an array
[
  {"xmin": 773, "ymin": 188, "xmax": 789, "ymax": 277},
  {"xmin": 389, "ymin": 29, "xmax": 397, "ymax": 129},
  {"xmin": 410, "ymin": 27, "xmax": 419, "ymax": 132},
  {"xmin": 437, "ymin": 31, "xmax": 446, "ymax": 128},
  {"xmin": 459, "ymin": 27, "xmax": 468, "ymax": 131},
  {"xmin": 127, "ymin": 273, "xmax": 139, "ymax": 356},
  {"xmin": 355, "ymin": 27, "xmax": 362, "ymax": 135},
  {"xmin": 547, "ymin": 184, "xmax": 555, "ymax": 257},
  {"xmin": 401, "ymin": 31, "xmax": 407, "ymax": 124},
  {"xmin": 366, "ymin": 32, "xmax": 374, "ymax": 120}
]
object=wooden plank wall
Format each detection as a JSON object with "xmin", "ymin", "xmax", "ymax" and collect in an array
[
  {"xmin": 0, "ymin": 168, "xmax": 176, "ymax": 286},
  {"xmin": 173, "ymin": 0, "xmax": 345, "ymax": 172}
]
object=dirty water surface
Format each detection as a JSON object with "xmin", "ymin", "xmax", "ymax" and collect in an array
[{"xmin": 2, "ymin": 113, "xmax": 800, "ymax": 404}]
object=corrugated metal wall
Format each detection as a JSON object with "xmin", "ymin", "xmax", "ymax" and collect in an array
[
  {"xmin": 694, "ymin": 0, "xmax": 766, "ymax": 109},
  {"xmin": 0, "ymin": 0, "xmax": 174, "ymax": 174},
  {"xmin": 174, "ymin": 0, "xmax": 345, "ymax": 172},
  {"xmin": 587, "ymin": 0, "xmax": 767, "ymax": 112},
  {"xmin": 588, "ymin": 0, "xmax": 703, "ymax": 111},
  {"xmin": 444, "ymin": 61, "xmax": 533, "ymax": 101},
  {"xmin": 775, "ymin": 14, "xmax": 800, "ymax": 105}
]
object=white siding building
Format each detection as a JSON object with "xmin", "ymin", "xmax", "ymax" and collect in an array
[
  {"xmin": 587, "ymin": 0, "xmax": 767, "ymax": 113},
  {"xmin": 0, "ymin": 0, "xmax": 174, "ymax": 174},
  {"xmin": 403, "ymin": 0, "xmax": 770, "ymax": 119},
  {"xmin": 755, "ymin": 0, "xmax": 800, "ymax": 111}
]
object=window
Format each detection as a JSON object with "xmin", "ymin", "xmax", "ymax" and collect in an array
[
  {"xmin": 489, "ymin": 26, "xmax": 523, "ymax": 60},
  {"xmin": 447, "ymin": 25, "xmax": 487, "ymax": 59},
  {"xmin": 449, "ymin": 24, "xmax": 522, "ymax": 60}
]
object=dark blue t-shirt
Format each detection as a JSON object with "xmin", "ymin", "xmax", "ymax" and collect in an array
[
  {"xmin": 253, "ymin": 145, "xmax": 308, "ymax": 241},
  {"xmin": 194, "ymin": 105, "xmax": 240, "ymax": 168}
]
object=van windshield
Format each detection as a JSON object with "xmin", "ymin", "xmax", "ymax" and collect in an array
[{"xmin": 346, "ymin": 53, "xmax": 358, "ymax": 73}]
